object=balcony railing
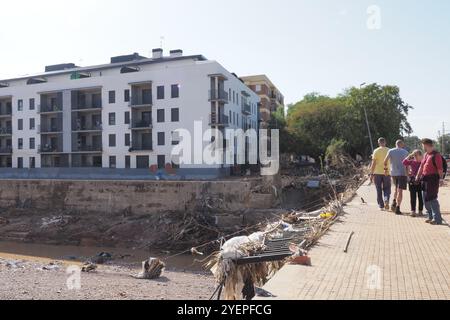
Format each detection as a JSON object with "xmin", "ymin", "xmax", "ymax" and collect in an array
[
  {"xmin": 0, "ymin": 147, "xmax": 12, "ymax": 154},
  {"xmin": 38, "ymin": 125, "xmax": 63, "ymax": 134},
  {"xmin": 129, "ymin": 144, "xmax": 153, "ymax": 152},
  {"xmin": 0, "ymin": 109, "xmax": 12, "ymax": 117},
  {"xmin": 72, "ymin": 145, "xmax": 103, "ymax": 153},
  {"xmin": 0, "ymin": 127, "xmax": 12, "ymax": 135},
  {"xmin": 38, "ymin": 144, "xmax": 63, "ymax": 153},
  {"xmin": 242, "ymin": 102, "xmax": 251, "ymax": 115},
  {"xmin": 72, "ymin": 123, "xmax": 103, "ymax": 132},
  {"xmin": 210, "ymin": 113, "xmax": 229, "ymax": 126},
  {"xmin": 209, "ymin": 89, "xmax": 229, "ymax": 102},
  {"xmin": 130, "ymin": 95, "xmax": 153, "ymax": 107},
  {"xmin": 72, "ymin": 104, "xmax": 102, "ymax": 111},
  {"xmin": 130, "ymin": 120, "xmax": 153, "ymax": 130},
  {"xmin": 39, "ymin": 104, "xmax": 63, "ymax": 113}
]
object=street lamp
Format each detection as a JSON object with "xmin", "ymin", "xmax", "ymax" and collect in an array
[{"xmin": 360, "ymin": 82, "xmax": 374, "ymax": 153}]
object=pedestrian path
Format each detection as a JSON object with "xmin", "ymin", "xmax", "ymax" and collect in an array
[{"xmin": 258, "ymin": 181, "xmax": 450, "ymax": 300}]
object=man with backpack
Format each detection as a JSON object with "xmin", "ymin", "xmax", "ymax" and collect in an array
[{"xmin": 416, "ymin": 139, "xmax": 447, "ymax": 225}]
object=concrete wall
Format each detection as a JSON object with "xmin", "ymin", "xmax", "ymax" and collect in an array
[{"xmin": 0, "ymin": 178, "xmax": 277, "ymax": 215}]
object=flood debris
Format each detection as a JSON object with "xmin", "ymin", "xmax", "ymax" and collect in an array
[
  {"xmin": 134, "ymin": 258, "xmax": 166, "ymax": 280},
  {"xmin": 0, "ymin": 217, "xmax": 9, "ymax": 225},
  {"xmin": 82, "ymin": 263, "xmax": 98, "ymax": 273},
  {"xmin": 87, "ymin": 252, "xmax": 113, "ymax": 265},
  {"xmin": 42, "ymin": 262, "xmax": 61, "ymax": 271}
]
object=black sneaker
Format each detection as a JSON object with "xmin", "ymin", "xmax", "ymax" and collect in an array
[{"xmin": 395, "ymin": 206, "xmax": 402, "ymax": 215}]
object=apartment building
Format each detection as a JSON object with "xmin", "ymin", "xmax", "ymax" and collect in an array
[
  {"xmin": 241, "ymin": 75, "xmax": 285, "ymax": 128},
  {"xmin": 0, "ymin": 49, "xmax": 259, "ymax": 178}
]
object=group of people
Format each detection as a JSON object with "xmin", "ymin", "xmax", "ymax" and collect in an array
[{"xmin": 369, "ymin": 138, "xmax": 447, "ymax": 225}]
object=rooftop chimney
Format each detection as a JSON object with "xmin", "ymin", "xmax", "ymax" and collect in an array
[
  {"xmin": 169, "ymin": 49, "xmax": 183, "ymax": 58},
  {"xmin": 152, "ymin": 48, "xmax": 163, "ymax": 59}
]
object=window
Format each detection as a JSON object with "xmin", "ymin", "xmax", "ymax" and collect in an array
[
  {"xmin": 124, "ymin": 89, "xmax": 130, "ymax": 102},
  {"xmin": 29, "ymin": 138, "xmax": 35, "ymax": 150},
  {"xmin": 157, "ymin": 86, "xmax": 165, "ymax": 100},
  {"xmin": 255, "ymin": 85, "xmax": 262, "ymax": 92},
  {"xmin": 124, "ymin": 111, "xmax": 130, "ymax": 125},
  {"xmin": 29, "ymin": 118, "xmax": 35, "ymax": 130},
  {"xmin": 109, "ymin": 156, "xmax": 116, "ymax": 168},
  {"xmin": 125, "ymin": 133, "xmax": 130, "ymax": 147},
  {"xmin": 18, "ymin": 138, "xmax": 23, "ymax": 149},
  {"xmin": 109, "ymin": 113, "xmax": 116, "ymax": 125},
  {"xmin": 109, "ymin": 134, "xmax": 116, "ymax": 147},
  {"xmin": 125, "ymin": 155, "xmax": 131, "ymax": 169},
  {"xmin": 18, "ymin": 119, "xmax": 23, "ymax": 130},
  {"xmin": 171, "ymin": 108, "xmax": 179, "ymax": 122},
  {"xmin": 157, "ymin": 109, "xmax": 165, "ymax": 123},
  {"xmin": 157, "ymin": 132, "xmax": 165, "ymax": 146},
  {"xmin": 17, "ymin": 157, "xmax": 23, "ymax": 169},
  {"xmin": 171, "ymin": 84, "xmax": 179, "ymax": 98},
  {"xmin": 29, "ymin": 98, "xmax": 35, "ymax": 110},
  {"xmin": 109, "ymin": 91, "xmax": 116, "ymax": 104},
  {"xmin": 157, "ymin": 155, "xmax": 165, "ymax": 169},
  {"xmin": 18, "ymin": 99, "xmax": 23, "ymax": 111},
  {"xmin": 29, "ymin": 157, "xmax": 35, "ymax": 169}
]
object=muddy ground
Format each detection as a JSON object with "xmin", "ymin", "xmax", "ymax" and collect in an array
[{"xmin": 0, "ymin": 255, "xmax": 214, "ymax": 300}]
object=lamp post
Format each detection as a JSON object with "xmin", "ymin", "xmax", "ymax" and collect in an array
[{"xmin": 360, "ymin": 83, "xmax": 374, "ymax": 153}]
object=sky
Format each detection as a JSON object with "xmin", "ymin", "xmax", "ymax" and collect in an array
[{"xmin": 0, "ymin": 0, "xmax": 449, "ymax": 139}]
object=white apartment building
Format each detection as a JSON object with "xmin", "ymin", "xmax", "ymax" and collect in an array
[{"xmin": 0, "ymin": 49, "xmax": 260, "ymax": 178}]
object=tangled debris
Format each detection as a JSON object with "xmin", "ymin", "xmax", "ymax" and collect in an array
[{"xmin": 134, "ymin": 258, "xmax": 166, "ymax": 280}]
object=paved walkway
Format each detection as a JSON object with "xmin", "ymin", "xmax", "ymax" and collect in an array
[{"xmin": 259, "ymin": 181, "xmax": 450, "ymax": 300}]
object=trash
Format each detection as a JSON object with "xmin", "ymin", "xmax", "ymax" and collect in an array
[
  {"xmin": 190, "ymin": 247, "xmax": 204, "ymax": 256},
  {"xmin": 0, "ymin": 217, "xmax": 9, "ymax": 225},
  {"xmin": 82, "ymin": 263, "xmax": 97, "ymax": 273},
  {"xmin": 255, "ymin": 287, "xmax": 277, "ymax": 298},
  {"xmin": 290, "ymin": 255, "xmax": 311, "ymax": 266},
  {"xmin": 320, "ymin": 212, "xmax": 336, "ymax": 219},
  {"xmin": 42, "ymin": 262, "xmax": 61, "ymax": 271},
  {"xmin": 88, "ymin": 252, "xmax": 113, "ymax": 264},
  {"xmin": 134, "ymin": 258, "xmax": 165, "ymax": 280}
]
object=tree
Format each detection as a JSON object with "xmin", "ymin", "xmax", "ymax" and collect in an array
[
  {"xmin": 404, "ymin": 136, "xmax": 422, "ymax": 151},
  {"xmin": 285, "ymin": 83, "xmax": 413, "ymax": 159}
]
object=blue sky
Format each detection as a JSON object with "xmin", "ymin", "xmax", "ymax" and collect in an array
[{"xmin": 0, "ymin": 0, "xmax": 449, "ymax": 139}]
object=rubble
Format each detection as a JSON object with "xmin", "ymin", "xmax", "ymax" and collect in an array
[{"xmin": 135, "ymin": 258, "xmax": 166, "ymax": 280}]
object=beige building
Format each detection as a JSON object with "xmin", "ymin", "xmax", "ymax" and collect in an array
[{"xmin": 241, "ymin": 75, "xmax": 285, "ymax": 128}]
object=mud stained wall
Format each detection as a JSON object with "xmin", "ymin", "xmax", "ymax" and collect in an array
[{"xmin": 0, "ymin": 179, "xmax": 276, "ymax": 214}]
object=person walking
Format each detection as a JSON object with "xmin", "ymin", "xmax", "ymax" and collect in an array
[
  {"xmin": 416, "ymin": 139, "xmax": 445, "ymax": 225},
  {"xmin": 369, "ymin": 138, "xmax": 391, "ymax": 211},
  {"xmin": 384, "ymin": 140, "xmax": 409, "ymax": 215},
  {"xmin": 403, "ymin": 150, "xmax": 424, "ymax": 217}
]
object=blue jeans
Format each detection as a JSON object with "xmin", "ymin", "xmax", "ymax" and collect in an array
[
  {"xmin": 374, "ymin": 175, "xmax": 391, "ymax": 208},
  {"xmin": 424, "ymin": 197, "xmax": 442, "ymax": 224}
]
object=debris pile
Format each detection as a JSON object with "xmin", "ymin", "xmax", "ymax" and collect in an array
[{"xmin": 135, "ymin": 258, "xmax": 166, "ymax": 280}]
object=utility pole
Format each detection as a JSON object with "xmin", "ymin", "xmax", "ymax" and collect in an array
[
  {"xmin": 443, "ymin": 122, "xmax": 446, "ymax": 155},
  {"xmin": 360, "ymin": 83, "xmax": 374, "ymax": 153}
]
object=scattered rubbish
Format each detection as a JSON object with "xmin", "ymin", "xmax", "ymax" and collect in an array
[
  {"xmin": 82, "ymin": 263, "xmax": 97, "ymax": 273},
  {"xmin": 255, "ymin": 287, "xmax": 277, "ymax": 298},
  {"xmin": 343, "ymin": 231, "xmax": 355, "ymax": 253},
  {"xmin": 42, "ymin": 262, "xmax": 61, "ymax": 271},
  {"xmin": 134, "ymin": 258, "xmax": 165, "ymax": 280},
  {"xmin": 41, "ymin": 216, "xmax": 72, "ymax": 229},
  {"xmin": 190, "ymin": 247, "xmax": 204, "ymax": 256},
  {"xmin": 361, "ymin": 197, "xmax": 366, "ymax": 204},
  {"xmin": 320, "ymin": 212, "xmax": 336, "ymax": 219},
  {"xmin": 0, "ymin": 217, "xmax": 9, "ymax": 225},
  {"xmin": 87, "ymin": 252, "xmax": 113, "ymax": 265},
  {"xmin": 290, "ymin": 255, "xmax": 312, "ymax": 266}
]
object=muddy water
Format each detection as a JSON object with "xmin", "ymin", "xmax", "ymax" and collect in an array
[{"xmin": 0, "ymin": 241, "xmax": 206, "ymax": 272}]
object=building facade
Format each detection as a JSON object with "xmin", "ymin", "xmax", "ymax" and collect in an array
[
  {"xmin": 241, "ymin": 75, "xmax": 284, "ymax": 128},
  {"xmin": 0, "ymin": 49, "xmax": 259, "ymax": 178}
]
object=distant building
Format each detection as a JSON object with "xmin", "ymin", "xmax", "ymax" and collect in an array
[{"xmin": 241, "ymin": 75, "xmax": 285, "ymax": 128}]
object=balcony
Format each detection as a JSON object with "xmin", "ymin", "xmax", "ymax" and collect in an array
[
  {"xmin": 72, "ymin": 145, "xmax": 103, "ymax": 153},
  {"xmin": 0, "ymin": 147, "xmax": 12, "ymax": 155},
  {"xmin": 210, "ymin": 113, "xmax": 229, "ymax": 127},
  {"xmin": 38, "ymin": 125, "xmax": 63, "ymax": 134},
  {"xmin": 130, "ymin": 120, "xmax": 153, "ymax": 130},
  {"xmin": 72, "ymin": 104, "xmax": 102, "ymax": 112},
  {"xmin": 38, "ymin": 104, "xmax": 63, "ymax": 114},
  {"xmin": 38, "ymin": 144, "xmax": 63, "ymax": 154},
  {"xmin": 0, "ymin": 127, "xmax": 12, "ymax": 136},
  {"xmin": 129, "ymin": 144, "xmax": 153, "ymax": 152},
  {"xmin": 209, "ymin": 89, "xmax": 229, "ymax": 103},
  {"xmin": 242, "ymin": 102, "xmax": 251, "ymax": 115},
  {"xmin": 0, "ymin": 109, "xmax": 12, "ymax": 118},
  {"xmin": 72, "ymin": 123, "xmax": 103, "ymax": 132}
]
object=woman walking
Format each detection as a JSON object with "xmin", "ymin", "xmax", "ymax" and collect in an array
[{"xmin": 403, "ymin": 150, "xmax": 424, "ymax": 217}]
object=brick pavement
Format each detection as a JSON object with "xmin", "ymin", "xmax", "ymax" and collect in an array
[{"xmin": 258, "ymin": 181, "xmax": 450, "ymax": 300}]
